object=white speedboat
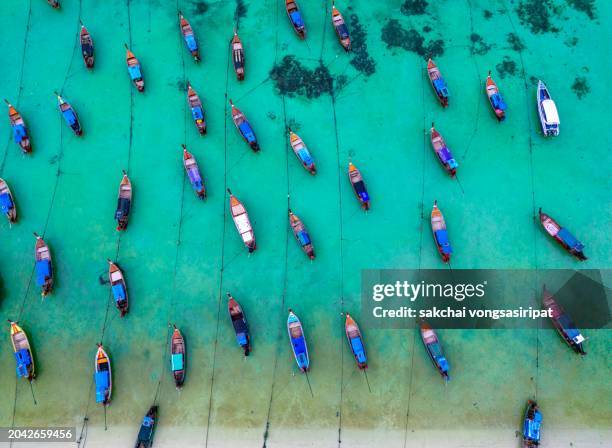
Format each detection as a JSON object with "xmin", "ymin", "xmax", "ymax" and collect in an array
[{"xmin": 537, "ymin": 80, "xmax": 560, "ymax": 136}]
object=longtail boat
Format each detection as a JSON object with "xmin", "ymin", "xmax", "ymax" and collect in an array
[
  {"xmin": 80, "ymin": 23, "xmax": 94, "ymax": 68},
  {"xmin": 182, "ymin": 145, "xmax": 206, "ymax": 199},
  {"xmin": 0, "ymin": 178, "xmax": 17, "ymax": 224},
  {"xmin": 227, "ymin": 189, "xmax": 256, "ymax": 252},
  {"xmin": 125, "ymin": 44, "xmax": 144, "ymax": 92},
  {"xmin": 331, "ymin": 2, "xmax": 351, "ymax": 51},
  {"xmin": 108, "ymin": 259, "xmax": 128, "ymax": 317},
  {"xmin": 537, "ymin": 80, "xmax": 559, "ymax": 136},
  {"xmin": 288, "ymin": 209, "xmax": 315, "ymax": 259},
  {"xmin": 286, "ymin": 0, "xmax": 306, "ymax": 39},
  {"xmin": 431, "ymin": 200, "xmax": 452, "ymax": 263},
  {"xmin": 34, "ymin": 232, "xmax": 53, "ymax": 297},
  {"xmin": 348, "ymin": 162, "xmax": 370, "ymax": 210},
  {"xmin": 288, "ymin": 129, "xmax": 316, "ymax": 174},
  {"xmin": 485, "ymin": 71, "xmax": 506, "ymax": 121},
  {"xmin": 542, "ymin": 286, "xmax": 586, "ymax": 355},
  {"xmin": 179, "ymin": 12, "xmax": 200, "ymax": 62},
  {"xmin": 345, "ymin": 314, "xmax": 367, "ymax": 369},
  {"xmin": 229, "ymin": 99, "xmax": 259, "ymax": 152},
  {"xmin": 186, "ymin": 82, "xmax": 206, "ymax": 135},
  {"xmin": 420, "ymin": 320, "xmax": 449, "ymax": 381},
  {"xmin": 4, "ymin": 100, "xmax": 31, "ymax": 153},
  {"xmin": 9, "ymin": 321, "xmax": 35, "ymax": 382},
  {"xmin": 287, "ymin": 309, "xmax": 309, "ymax": 372},
  {"xmin": 522, "ymin": 400, "xmax": 542, "ymax": 447},
  {"xmin": 427, "ymin": 58, "xmax": 449, "ymax": 107},
  {"xmin": 94, "ymin": 344, "xmax": 112, "ymax": 406},
  {"xmin": 430, "ymin": 123, "xmax": 457, "ymax": 176},
  {"xmin": 170, "ymin": 325, "xmax": 186, "ymax": 388},
  {"xmin": 228, "ymin": 293, "xmax": 251, "ymax": 356},
  {"xmin": 115, "ymin": 171, "xmax": 132, "ymax": 231},
  {"xmin": 55, "ymin": 92, "xmax": 82, "ymax": 136},
  {"xmin": 231, "ymin": 31, "xmax": 245, "ymax": 81},
  {"xmin": 538, "ymin": 208, "xmax": 586, "ymax": 260},
  {"xmin": 135, "ymin": 406, "xmax": 158, "ymax": 448},
  {"xmin": 48, "ymin": 0, "xmax": 60, "ymax": 8}
]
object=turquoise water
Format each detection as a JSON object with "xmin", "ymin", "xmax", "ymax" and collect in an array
[{"xmin": 0, "ymin": 0, "xmax": 610, "ymax": 447}]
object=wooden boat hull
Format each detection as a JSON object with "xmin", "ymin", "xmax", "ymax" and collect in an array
[
  {"xmin": 431, "ymin": 201, "xmax": 452, "ymax": 263},
  {"xmin": 10, "ymin": 322, "xmax": 35, "ymax": 381},
  {"xmin": 180, "ymin": 15, "xmax": 200, "ymax": 62},
  {"xmin": 126, "ymin": 48, "xmax": 145, "ymax": 92},
  {"xmin": 427, "ymin": 59, "xmax": 449, "ymax": 107},
  {"xmin": 57, "ymin": 96, "xmax": 82, "ymax": 136},
  {"xmin": 289, "ymin": 131, "xmax": 316, "ymax": 174},
  {"xmin": 228, "ymin": 295, "xmax": 251, "ymax": 355},
  {"xmin": 345, "ymin": 314, "xmax": 367, "ymax": 369},
  {"xmin": 420, "ymin": 321, "xmax": 449, "ymax": 380},
  {"xmin": 171, "ymin": 327, "xmax": 186, "ymax": 388},
  {"xmin": 228, "ymin": 191, "xmax": 256, "ymax": 252},
  {"xmin": 94, "ymin": 345, "xmax": 112, "ymax": 405},
  {"xmin": 109, "ymin": 261, "xmax": 129, "ymax": 317},
  {"xmin": 348, "ymin": 162, "xmax": 369, "ymax": 210},
  {"xmin": 6, "ymin": 102, "xmax": 32, "ymax": 153},
  {"xmin": 230, "ymin": 101, "xmax": 259, "ymax": 151},
  {"xmin": 135, "ymin": 405, "xmax": 158, "ymax": 448},
  {"xmin": 34, "ymin": 234, "xmax": 53, "ymax": 297},
  {"xmin": 332, "ymin": 6, "xmax": 351, "ymax": 51},
  {"xmin": 287, "ymin": 311, "xmax": 309, "ymax": 372},
  {"xmin": 289, "ymin": 210, "xmax": 315, "ymax": 259},
  {"xmin": 183, "ymin": 147, "xmax": 206, "ymax": 199},
  {"xmin": 0, "ymin": 178, "xmax": 17, "ymax": 223},
  {"xmin": 115, "ymin": 173, "xmax": 132, "ymax": 231},
  {"xmin": 187, "ymin": 83, "xmax": 206, "ymax": 135},
  {"xmin": 80, "ymin": 26, "xmax": 94, "ymax": 68},
  {"xmin": 486, "ymin": 75, "xmax": 506, "ymax": 121},
  {"xmin": 286, "ymin": 0, "xmax": 306, "ymax": 39},
  {"xmin": 538, "ymin": 209, "xmax": 586, "ymax": 260},
  {"xmin": 231, "ymin": 34, "xmax": 245, "ymax": 81},
  {"xmin": 430, "ymin": 126, "xmax": 457, "ymax": 176},
  {"xmin": 542, "ymin": 288, "xmax": 586, "ymax": 355}
]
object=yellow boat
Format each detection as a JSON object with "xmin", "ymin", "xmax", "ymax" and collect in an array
[{"xmin": 10, "ymin": 321, "xmax": 35, "ymax": 381}]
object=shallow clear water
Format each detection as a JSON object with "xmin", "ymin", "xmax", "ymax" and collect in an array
[{"xmin": 0, "ymin": 0, "xmax": 610, "ymax": 447}]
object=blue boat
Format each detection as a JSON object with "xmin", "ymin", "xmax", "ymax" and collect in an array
[
  {"xmin": 285, "ymin": 0, "xmax": 306, "ymax": 39},
  {"xmin": 229, "ymin": 99, "xmax": 260, "ymax": 152},
  {"xmin": 345, "ymin": 314, "xmax": 367, "ymax": 369},
  {"xmin": 182, "ymin": 145, "xmax": 206, "ymax": 199},
  {"xmin": 287, "ymin": 310, "xmax": 309, "ymax": 372},
  {"xmin": 289, "ymin": 210, "xmax": 315, "ymax": 260},
  {"xmin": 522, "ymin": 400, "xmax": 542, "ymax": 447},
  {"xmin": 94, "ymin": 345, "xmax": 112, "ymax": 406},
  {"xmin": 539, "ymin": 209, "xmax": 586, "ymax": 260},
  {"xmin": 135, "ymin": 405, "xmax": 158, "ymax": 448},
  {"xmin": 0, "ymin": 178, "xmax": 17, "ymax": 224},
  {"xmin": 486, "ymin": 72, "xmax": 507, "ymax": 121},
  {"xmin": 179, "ymin": 13, "xmax": 200, "ymax": 62},
  {"xmin": 543, "ymin": 287, "xmax": 586, "ymax": 355},
  {"xmin": 34, "ymin": 233, "xmax": 53, "ymax": 297},
  {"xmin": 427, "ymin": 59, "xmax": 449, "ymax": 107},
  {"xmin": 431, "ymin": 201, "xmax": 452, "ymax": 263},
  {"xmin": 125, "ymin": 45, "xmax": 144, "ymax": 92},
  {"xmin": 420, "ymin": 321, "xmax": 449, "ymax": 381},
  {"xmin": 430, "ymin": 124, "xmax": 458, "ymax": 177},
  {"xmin": 228, "ymin": 293, "xmax": 250, "ymax": 356},
  {"xmin": 108, "ymin": 260, "xmax": 129, "ymax": 317},
  {"xmin": 5, "ymin": 100, "xmax": 31, "ymax": 153},
  {"xmin": 10, "ymin": 321, "xmax": 35, "ymax": 382},
  {"xmin": 55, "ymin": 93, "xmax": 82, "ymax": 136}
]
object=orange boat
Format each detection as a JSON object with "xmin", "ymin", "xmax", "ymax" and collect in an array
[
  {"xmin": 231, "ymin": 31, "xmax": 245, "ymax": 81},
  {"xmin": 125, "ymin": 44, "xmax": 144, "ymax": 92},
  {"xmin": 227, "ymin": 189, "xmax": 256, "ymax": 252},
  {"xmin": 331, "ymin": 2, "xmax": 351, "ymax": 51},
  {"xmin": 427, "ymin": 58, "xmax": 449, "ymax": 107},
  {"xmin": 286, "ymin": 0, "xmax": 306, "ymax": 39},
  {"xmin": 179, "ymin": 12, "xmax": 200, "ymax": 62},
  {"xmin": 186, "ymin": 82, "xmax": 206, "ymax": 135},
  {"xmin": 80, "ymin": 23, "xmax": 94, "ymax": 68},
  {"xmin": 485, "ymin": 71, "xmax": 507, "ymax": 121},
  {"xmin": 431, "ymin": 200, "xmax": 452, "ymax": 263},
  {"xmin": 348, "ymin": 162, "xmax": 370, "ymax": 210},
  {"xmin": 4, "ymin": 100, "xmax": 31, "ymax": 153}
]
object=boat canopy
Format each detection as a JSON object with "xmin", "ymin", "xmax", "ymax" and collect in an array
[
  {"xmin": 14, "ymin": 349, "xmax": 32, "ymax": 377},
  {"xmin": 350, "ymin": 337, "xmax": 367, "ymax": 363},
  {"xmin": 233, "ymin": 319, "xmax": 248, "ymax": 346},
  {"xmin": 238, "ymin": 122, "xmax": 256, "ymax": 143},
  {"xmin": 184, "ymin": 34, "xmax": 198, "ymax": 52},
  {"xmin": 491, "ymin": 93, "xmax": 507, "ymax": 111},
  {"xmin": 556, "ymin": 228, "xmax": 583, "ymax": 250},
  {"xmin": 290, "ymin": 12, "xmax": 304, "ymax": 27},
  {"xmin": 557, "ymin": 315, "xmax": 585, "ymax": 342},
  {"xmin": 353, "ymin": 180, "xmax": 369, "ymax": 201},
  {"xmin": 438, "ymin": 147, "xmax": 455, "ymax": 164},
  {"xmin": 94, "ymin": 371, "xmax": 110, "ymax": 403},
  {"xmin": 434, "ymin": 230, "xmax": 452, "ymax": 255},
  {"xmin": 0, "ymin": 192, "xmax": 14, "ymax": 213},
  {"xmin": 171, "ymin": 353, "xmax": 184, "ymax": 371},
  {"xmin": 82, "ymin": 43, "xmax": 93, "ymax": 56},
  {"xmin": 297, "ymin": 148, "xmax": 314, "ymax": 165},
  {"xmin": 336, "ymin": 24, "xmax": 349, "ymax": 39},
  {"xmin": 111, "ymin": 284, "xmax": 126, "ymax": 303},
  {"xmin": 187, "ymin": 167, "xmax": 202, "ymax": 184},
  {"xmin": 234, "ymin": 214, "xmax": 251, "ymax": 234},
  {"xmin": 523, "ymin": 411, "xmax": 542, "ymax": 441},
  {"xmin": 128, "ymin": 65, "xmax": 142, "ymax": 80},
  {"xmin": 433, "ymin": 79, "xmax": 449, "ymax": 97},
  {"xmin": 61, "ymin": 109, "xmax": 78, "ymax": 126},
  {"xmin": 297, "ymin": 230, "xmax": 311, "ymax": 246},
  {"xmin": 191, "ymin": 105, "xmax": 204, "ymax": 121},
  {"xmin": 115, "ymin": 197, "xmax": 131, "ymax": 220},
  {"xmin": 541, "ymin": 99, "xmax": 559, "ymax": 124},
  {"xmin": 35, "ymin": 260, "xmax": 52, "ymax": 286},
  {"xmin": 13, "ymin": 124, "xmax": 27, "ymax": 143}
]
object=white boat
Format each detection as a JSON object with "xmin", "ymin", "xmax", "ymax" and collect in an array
[
  {"xmin": 537, "ymin": 80, "xmax": 560, "ymax": 136},
  {"xmin": 227, "ymin": 189, "xmax": 256, "ymax": 252}
]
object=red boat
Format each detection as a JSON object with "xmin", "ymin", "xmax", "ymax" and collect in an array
[
  {"xmin": 231, "ymin": 31, "xmax": 245, "ymax": 81},
  {"xmin": 186, "ymin": 82, "xmax": 206, "ymax": 135},
  {"xmin": 80, "ymin": 23, "xmax": 94, "ymax": 68},
  {"xmin": 485, "ymin": 71, "xmax": 507, "ymax": 121},
  {"xmin": 179, "ymin": 12, "xmax": 200, "ymax": 62},
  {"xmin": 538, "ymin": 208, "xmax": 587, "ymax": 260},
  {"xmin": 348, "ymin": 162, "xmax": 370, "ymax": 210}
]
